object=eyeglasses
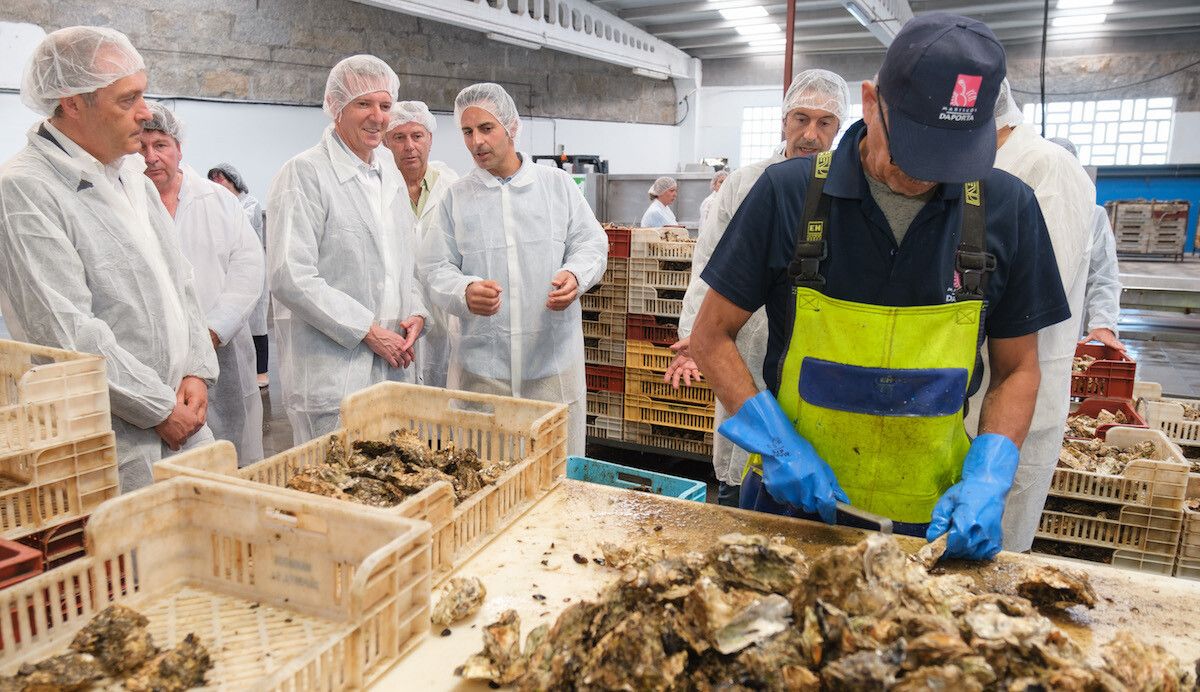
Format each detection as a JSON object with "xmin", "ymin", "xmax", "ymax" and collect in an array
[{"xmin": 875, "ymin": 95, "xmax": 896, "ymax": 166}]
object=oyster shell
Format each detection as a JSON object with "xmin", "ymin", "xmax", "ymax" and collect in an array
[
  {"xmin": 432, "ymin": 576, "xmax": 487, "ymax": 627},
  {"xmin": 1016, "ymin": 564, "xmax": 1097, "ymax": 610},
  {"xmin": 123, "ymin": 633, "xmax": 212, "ymax": 692},
  {"xmin": 69, "ymin": 604, "xmax": 156, "ymax": 674},
  {"xmin": 2, "ymin": 652, "xmax": 105, "ymax": 691}
]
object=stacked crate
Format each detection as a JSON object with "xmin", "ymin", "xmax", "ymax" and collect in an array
[
  {"xmin": 583, "ymin": 227, "xmax": 631, "ymax": 441},
  {"xmin": 622, "ymin": 229, "xmax": 715, "ymax": 458},
  {"xmin": 1105, "ymin": 200, "xmax": 1191, "ymax": 260}
]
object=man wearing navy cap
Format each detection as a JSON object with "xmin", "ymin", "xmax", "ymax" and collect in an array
[{"xmin": 691, "ymin": 13, "xmax": 1068, "ymax": 560}]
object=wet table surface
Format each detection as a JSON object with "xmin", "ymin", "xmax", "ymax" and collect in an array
[{"xmin": 374, "ymin": 479, "xmax": 1200, "ymax": 690}]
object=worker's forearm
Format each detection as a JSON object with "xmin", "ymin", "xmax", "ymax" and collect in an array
[
  {"xmin": 692, "ymin": 330, "xmax": 760, "ymax": 416},
  {"xmin": 977, "ymin": 365, "xmax": 1040, "ymax": 447}
]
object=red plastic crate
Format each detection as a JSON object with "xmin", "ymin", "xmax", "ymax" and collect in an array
[
  {"xmin": 0, "ymin": 539, "xmax": 42, "ymax": 590},
  {"xmin": 1066, "ymin": 398, "xmax": 1147, "ymax": 440},
  {"xmin": 604, "ymin": 226, "xmax": 631, "ymax": 258},
  {"xmin": 585, "ymin": 364, "xmax": 625, "ymax": 393},
  {"xmin": 1072, "ymin": 343, "xmax": 1136, "ymax": 400},
  {"xmin": 626, "ymin": 314, "xmax": 680, "ymax": 347},
  {"xmin": 18, "ymin": 516, "xmax": 87, "ymax": 570}
]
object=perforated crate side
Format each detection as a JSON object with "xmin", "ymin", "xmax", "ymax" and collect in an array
[
  {"xmin": 1143, "ymin": 399, "xmax": 1200, "ymax": 447},
  {"xmin": 625, "ymin": 339, "xmax": 675, "ymax": 374},
  {"xmin": 0, "ymin": 432, "xmax": 118, "ymax": 542},
  {"xmin": 626, "ymin": 368, "xmax": 713, "ymax": 407},
  {"xmin": 0, "ymin": 340, "xmax": 110, "ymax": 456}
]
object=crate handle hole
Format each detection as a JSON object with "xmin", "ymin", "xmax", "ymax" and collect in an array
[
  {"xmin": 616, "ymin": 472, "xmax": 653, "ymax": 491},
  {"xmin": 264, "ymin": 508, "xmax": 300, "ymax": 527}
]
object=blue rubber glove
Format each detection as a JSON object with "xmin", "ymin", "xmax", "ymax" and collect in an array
[
  {"xmin": 926, "ymin": 433, "xmax": 1020, "ymax": 560},
  {"xmin": 719, "ymin": 391, "xmax": 849, "ymax": 523}
]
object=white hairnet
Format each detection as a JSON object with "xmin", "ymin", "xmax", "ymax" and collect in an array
[
  {"xmin": 710, "ymin": 169, "xmax": 729, "ymax": 191},
  {"xmin": 322, "ymin": 55, "xmax": 399, "ymax": 119},
  {"xmin": 142, "ymin": 101, "xmax": 184, "ymax": 142},
  {"xmin": 21, "ymin": 26, "xmax": 146, "ymax": 116},
  {"xmin": 994, "ymin": 78, "xmax": 1024, "ymax": 130},
  {"xmin": 783, "ymin": 68, "xmax": 850, "ymax": 123},
  {"xmin": 388, "ymin": 100, "xmax": 437, "ymax": 133},
  {"xmin": 454, "ymin": 83, "xmax": 521, "ymax": 139},
  {"xmin": 1049, "ymin": 136, "xmax": 1078, "ymax": 159},
  {"xmin": 648, "ymin": 176, "xmax": 677, "ymax": 197},
  {"xmin": 207, "ymin": 163, "xmax": 248, "ymax": 193}
]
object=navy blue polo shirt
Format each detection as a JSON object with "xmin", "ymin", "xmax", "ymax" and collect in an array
[{"xmin": 702, "ymin": 119, "xmax": 1070, "ymax": 395}]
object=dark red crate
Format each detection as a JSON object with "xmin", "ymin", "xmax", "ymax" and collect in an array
[
  {"xmin": 0, "ymin": 539, "xmax": 43, "ymax": 590},
  {"xmin": 626, "ymin": 314, "xmax": 680, "ymax": 347},
  {"xmin": 605, "ymin": 226, "xmax": 631, "ymax": 258},
  {"xmin": 1071, "ymin": 343, "xmax": 1136, "ymax": 400},
  {"xmin": 17, "ymin": 516, "xmax": 88, "ymax": 571},
  {"xmin": 1066, "ymin": 397, "xmax": 1147, "ymax": 440},
  {"xmin": 586, "ymin": 364, "xmax": 625, "ymax": 393}
]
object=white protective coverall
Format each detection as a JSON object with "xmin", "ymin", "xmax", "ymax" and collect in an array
[
  {"xmin": 640, "ymin": 198, "xmax": 677, "ymax": 228},
  {"xmin": 268, "ymin": 126, "xmax": 428, "ymax": 443},
  {"xmin": 678, "ymin": 152, "xmax": 784, "ymax": 484},
  {"xmin": 966, "ymin": 113, "xmax": 1096, "ymax": 551},
  {"xmin": 0, "ymin": 124, "xmax": 219, "ymax": 491},
  {"xmin": 403, "ymin": 160, "xmax": 460, "ymax": 388},
  {"xmin": 174, "ymin": 166, "xmax": 265, "ymax": 464},
  {"xmin": 1084, "ymin": 206, "xmax": 1122, "ymax": 336},
  {"xmin": 240, "ymin": 191, "xmax": 270, "ymax": 337},
  {"xmin": 418, "ymin": 155, "xmax": 608, "ymax": 455}
]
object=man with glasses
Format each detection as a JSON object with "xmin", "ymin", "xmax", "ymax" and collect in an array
[{"xmin": 691, "ymin": 14, "xmax": 1068, "ymax": 561}]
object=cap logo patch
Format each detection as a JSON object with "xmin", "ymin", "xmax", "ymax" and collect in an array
[
  {"xmin": 939, "ymin": 74, "xmax": 982, "ymax": 123},
  {"xmin": 950, "ymin": 74, "xmax": 981, "ymax": 107}
]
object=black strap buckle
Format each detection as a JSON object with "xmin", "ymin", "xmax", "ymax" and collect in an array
[
  {"xmin": 955, "ymin": 249, "xmax": 997, "ymax": 299},
  {"xmin": 789, "ymin": 240, "xmax": 827, "ymax": 288}
]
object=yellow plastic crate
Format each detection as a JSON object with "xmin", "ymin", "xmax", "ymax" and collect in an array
[
  {"xmin": 0, "ymin": 476, "xmax": 432, "ymax": 690},
  {"xmin": 158, "ymin": 383, "xmax": 567, "ymax": 578},
  {"xmin": 623, "ymin": 394, "xmax": 714, "ymax": 434},
  {"xmin": 625, "ymin": 368, "xmax": 713, "ymax": 407},
  {"xmin": 0, "ymin": 339, "xmax": 110, "ymax": 456},
  {"xmin": 625, "ymin": 339, "xmax": 674, "ymax": 373}
]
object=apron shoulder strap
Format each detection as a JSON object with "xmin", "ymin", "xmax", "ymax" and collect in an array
[
  {"xmin": 954, "ymin": 180, "xmax": 995, "ymax": 302},
  {"xmin": 787, "ymin": 151, "xmax": 833, "ymax": 289}
]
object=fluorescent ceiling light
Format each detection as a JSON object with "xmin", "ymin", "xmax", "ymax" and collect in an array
[
  {"xmin": 735, "ymin": 23, "xmax": 781, "ymax": 36},
  {"xmin": 844, "ymin": 1, "xmax": 872, "ymax": 28},
  {"xmin": 632, "ymin": 67, "xmax": 670, "ymax": 80},
  {"xmin": 485, "ymin": 32, "xmax": 541, "ymax": 50},
  {"xmin": 1051, "ymin": 13, "xmax": 1107, "ymax": 26},
  {"xmin": 720, "ymin": 6, "xmax": 769, "ymax": 21},
  {"xmin": 1056, "ymin": 0, "xmax": 1113, "ymax": 8}
]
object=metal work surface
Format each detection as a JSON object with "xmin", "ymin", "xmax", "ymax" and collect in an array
[{"xmin": 376, "ymin": 479, "xmax": 1200, "ymax": 690}]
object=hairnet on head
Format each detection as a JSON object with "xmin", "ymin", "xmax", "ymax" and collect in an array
[
  {"xmin": 994, "ymin": 78, "xmax": 1024, "ymax": 130},
  {"xmin": 142, "ymin": 101, "xmax": 184, "ymax": 142},
  {"xmin": 710, "ymin": 169, "xmax": 729, "ymax": 191},
  {"xmin": 323, "ymin": 55, "xmax": 399, "ymax": 119},
  {"xmin": 648, "ymin": 176, "xmax": 677, "ymax": 197},
  {"xmin": 454, "ymin": 83, "xmax": 521, "ymax": 139},
  {"xmin": 207, "ymin": 163, "xmax": 249, "ymax": 193},
  {"xmin": 388, "ymin": 101, "xmax": 437, "ymax": 134},
  {"xmin": 783, "ymin": 69, "xmax": 850, "ymax": 123},
  {"xmin": 21, "ymin": 26, "xmax": 146, "ymax": 116},
  {"xmin": 1048, "ymin": 137, "xmax": 1078, "ymax": 159}
]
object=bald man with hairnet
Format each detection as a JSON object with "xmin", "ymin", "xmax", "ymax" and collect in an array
[
  {"xmin": 417, "ymin": 83, "xmax": 607, "ymax": 455},
  {"xmin": 383, "ymin": 101, "xmax": 460, "ymax": 387},
  {"xmin": 669, "ymin": 68, "xmax": 851, "ymax": 506},
  {"xmin": 0, "ymin": 27, "xmax": 218, "ymax": 491},
  {"xmin": 268, "ymin": 55, "xmax": 428, "ymax": 443}
]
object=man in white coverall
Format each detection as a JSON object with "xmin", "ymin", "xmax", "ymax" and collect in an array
[
  {"xmin": 268, "ymin": 55, "xmax": 428, "ymax": 444},
  {"xmin": 0, "ymin": 27, "xmax": 218, "ymax": 491},
  {"xmin": 383, "ymin": 101, "xmax": 460, "ymax": 388},
  {"xmin": 418, "ymin": 83, "xmax": 608, "ymax": 455},
  {"xmin": 140, "ymin": 102, "xmax": 266, "ymax": 465},
  {"xmin": 967, "ymin": 80, "xmax": 1097, "ymax": 551},
  {"xmin": 667, "ymin": 68, "xmax": 851, "ymax": 507}
]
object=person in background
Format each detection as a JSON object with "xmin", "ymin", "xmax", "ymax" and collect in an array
[
  {"xmin": 383, "ymin": 101, "xmax": 460, "ymax": 388},
  {"xmin": 1048, "ymin": 137, "xmax": 1126, "ymax": 352},
  {"xmin": 969, "ymin": 80, "xmax": 1097, "ymax": 553},
  {"xmin": 141, "ymin": 103, "xmax": 265, "ymax": 465},
  {"xmin": 268, "ymin": 55, "xmax": 426, "ymax": 443},
  {"xmin": 668, "ymin": 68, "xmax": 850, "ymax": 508},
  {"xmin": 418, "ymin": 83, "xmax": 608, "ymax": 455},
  {"xmin": 698, "ymin": 169, "xmax": 729, "ymax": 231},
  {"xmin": 208, "ymin": 162, "xmax": 271, "ymax": 388},
  {"xmin": 691, "ymin": 14, "xmax": 1068, "ymax": 560},
  {"xmin": 640, "ymin": 176, "xmax": 678, "ymax": 227},
  {"xmin": 0, "ymin": 27, "xmax": 217, "ymax": 491}
]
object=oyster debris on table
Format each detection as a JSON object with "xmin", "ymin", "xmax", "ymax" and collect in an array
[
  {"xmin": 459, "ymin": 533, "xmax": 1193, "ymax": 691},
  {"xmin": 285, "ymin": 430, "xmax": 505, "ymax": 507},
  {"xmin": 432, "ymin": 576, "xmax": 487, "ymax": 627}
]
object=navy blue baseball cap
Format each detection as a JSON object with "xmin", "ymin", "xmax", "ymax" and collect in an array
[{"xmin": 877, "ymin": 13, "xmax": 1006, "ymax": 184}]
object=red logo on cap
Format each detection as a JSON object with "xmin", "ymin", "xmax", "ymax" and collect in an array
[{"xmin": 950, "ymin": 75, "xmax": 981, "ymax": 107}]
